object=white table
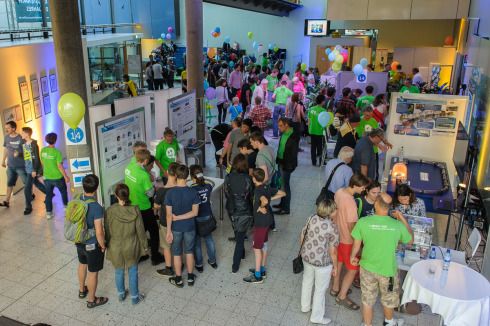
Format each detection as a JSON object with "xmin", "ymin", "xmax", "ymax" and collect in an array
[
  {"xmin": 402, "ymin": 260, "xmax": 490, "ymax": 326},
  {"xmin": 186, "ymin": 176, "xmax": 225, "ymax": 220}
]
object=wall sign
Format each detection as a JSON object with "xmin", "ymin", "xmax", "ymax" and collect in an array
[
  {"xmin": 70, "ymin": 157, "xmax": 91, "ymax": 173},
  {"xmin": 16, "ymin": 0, "xmax": 51, "ymax": 23},
  {"xmin": 73, "ymin": 172, "xmax": 91, "ymax": 188},
  {"xmin": 64, "ymin": 118, "xmax": 87, "ymax": 145}
]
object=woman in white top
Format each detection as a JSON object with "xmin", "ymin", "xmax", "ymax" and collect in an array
[
  {"xmin": 306, "ymin": 68, "xmax": 315, "ymax": 91},
  {"xmin": 371, "ymin": 94, "xmax": 389, "ymax": 130},
  {"xmin": 220, "ymin": 62, "xmax": 229, "ymax": 83},
  {"xmin": 216, "ymin": 79, "xmax": 230, "ymax": 124}
]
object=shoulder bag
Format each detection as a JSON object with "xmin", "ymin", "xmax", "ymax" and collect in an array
[
  {"xmin": 315, "ymin": 162, "xmax": 345, "ymax": 205},
  {"xmin": 196, "ymin": 213, "xmax": 217, "ymax": 237},
  {"xmin": 258, "ymin": 153, "xmax": 282, "ymax": 190},
  {"xmin": 292, "ymin": 215, "xmax": 313, "ymax": 274},
  {"xmin": 223, "ymin": 87, "xmax": 230, "ymax": 109}
]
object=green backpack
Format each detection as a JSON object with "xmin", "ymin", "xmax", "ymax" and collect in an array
[
  {"xmin": 355, "ymin": 197, "xmax": 363, "ymax": 218},
  {"xmin": 64, "ymin": 194, "xmax": 96, "ymax": 243}
]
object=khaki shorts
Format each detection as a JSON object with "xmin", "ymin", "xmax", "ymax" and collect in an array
[
  {"xmin": 158, "ymin": 225, "xmax": 171, "ymax": 249},
  {"xmin": 360, "ymin": 267, "xmax": 400, "ymax": 308}
]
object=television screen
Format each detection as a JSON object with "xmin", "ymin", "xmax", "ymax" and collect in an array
[
  {"xmin": 453, "ymin": 121, "xmax": 470, "ymax": 178},
  {"xmin": 305, "ymin": 19, "xmax": 329, "ymax": 36}
]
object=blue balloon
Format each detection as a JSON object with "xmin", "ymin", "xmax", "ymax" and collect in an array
[
  {"xmin": 318, "ymin": 111, "xmax": 331, "ymax": 128},
  {"xmin": 224, "ymin": 36, "xmax": 230, "ymax": 43},
  {"xmin": 360, "ymin": 58, "xmax": 368, "ymax": 68},
  {"xmin": 328, "ymin": 52, "xmax": 336, "ymax": 61},
  {"xmin": 269, "ymin": 44, "xmax": 274, "ymax": 50},
  {"xmin": 215, "ymin": 55, "xmax": 219, "ymax": 61},
  {"xmin": 354, "ymin": 64, "xmax": 364, "ymax": 76},
  {"xmin": 215, "ymin": 27, "xmax": 220, "ymax": 33},
  {"xmin": 325, "ymin": 48, "xmax": 332, "ymax": 55},
  {"xmin": 253, "ymin": 41, "xmax": 259, "ymax": 51},
  {"xmin": 161, "ymin": 33, "xmax": 165, "ymax": 39},
  {"xmin": 229, "ymin": 61, "xmax": 234, "ymax": 68}
]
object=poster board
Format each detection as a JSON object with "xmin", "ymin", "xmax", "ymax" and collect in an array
[
  {"xmin": 154, "ymin": 87, "xmax": 182, "ymax": 140},
  {"xmin": 167, "ymin": 90, "xmax": 197, "ymax": 143},
  {"xmin": 95, "ymin": 107, "xmax": 145, "ymax": 209},
  {"xmin": 383, "ymin": 93, "xmax": 468, "ymax": 187}
]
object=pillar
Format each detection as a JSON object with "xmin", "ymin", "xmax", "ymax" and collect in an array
[
  {"xmin": 185, "ymin": 0, "xmax": 206, "ymax": 166},
  {"xmin": 50, "ymin": 0, "xmax": 93, "ymax": 193}
]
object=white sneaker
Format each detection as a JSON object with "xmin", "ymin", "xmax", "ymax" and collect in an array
[
  {"xmin": 310, "ymin": 317, "xmax": 331, "ymax": 324},
  {"xmin": 46, "ymin": 212, "xmax": 54, "ymax": 219},
  {"xmin": 383, "ymin": 318, "xmax": 404, "ymax": 326}
]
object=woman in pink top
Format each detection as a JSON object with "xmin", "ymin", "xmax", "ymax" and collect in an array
[{"xmin": 293, "ymin": 77, "xmax": 307, "ymax": 95}]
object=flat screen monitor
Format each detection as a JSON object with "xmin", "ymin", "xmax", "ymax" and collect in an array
[
  {"xmin": 304, "ymin": 19, "xmax": 329, "ymax": 36},
  {"xmin": 453, "ymin": 121, "xmax": 470, "ymax": 178}
]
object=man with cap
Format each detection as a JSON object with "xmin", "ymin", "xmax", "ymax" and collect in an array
[{"xmin": 334, "ymin": 115, "xmax": 361, "ymax": 159}]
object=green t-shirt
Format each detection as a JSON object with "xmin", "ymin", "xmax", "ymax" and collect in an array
[
  {"xmin": 278, "ymin": 128, "xmax": 294, "ymax": 159},
  {"xmin": 266, "ymin": 75, "xmax": 278, "ymax": 92},
  {"xmin": 261, "ymin": 57, "xmax": 269, "ymax": 67},
  {"xmin": 40, "ymin": 147, "xmax": 63, "ymax": 180},
  {"xmin": 124, "ymin": 162, "xmax": 153, "ymax": 210},
  {"xmin": 356, "ymin": 95, "xmax": 375, "ymax": 111},
  {"xmin": 130, "ymin": 156, "xmax": 136, "ymax": 164},
  {"xmin": 273, "ymin": 86, "xmax": 293, "ymax": 105},
  {"xmin": 356, "ymin": 118, "xmax": 380, "ymax": 153},
  {"xmin": 400, "ymin": 86, "xmax": 420, "ymax": 93},
  {"xmin": 351, "ymin": 214, "xmax": 412, "ymax": 277},
  {"xmin": 155, "ymin": 138, "xmax": 180, "ymax": 175},
  {"xmin": 307, "ymin": 105, "xmax": 326, "ymax": 136}
]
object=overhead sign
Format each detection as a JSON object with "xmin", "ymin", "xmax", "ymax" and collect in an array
[
  {"xmin": 16, "ymin": 0, "xmax": 51, "ymax": 23},
  {"xmin": 357, "ymin": 69, "xmax": 368, "ymax": 83},
  {"xmin": 64, "ymin": 118, "xmax": 87, "ymax": 146},
  {"xmin": 70, "ymin": 157, "xmax": 91, "ymax": 172},
  {"xmin": 73, "ymin": 172, "xmax": 91, "ymax": 188}
]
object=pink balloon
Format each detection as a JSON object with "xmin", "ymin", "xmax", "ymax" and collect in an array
[
  {"xmin": 341, "ymin": 52, "xmax": 348, "ymax": 63},
  {"xmin": 168, "ymin": 27, "xmax": 173, "ymax": 33}
]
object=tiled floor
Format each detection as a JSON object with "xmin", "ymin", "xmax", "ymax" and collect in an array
[{"xmin": 0, "ymin": 106, "xmax": 474, "ymax": 326}]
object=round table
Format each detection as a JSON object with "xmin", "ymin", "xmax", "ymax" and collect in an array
[{"xmin": 402, "ymin": 260, "xmax": 490, "ymax": 326}]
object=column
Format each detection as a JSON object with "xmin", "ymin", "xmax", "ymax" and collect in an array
[
  {"xmin": 185, "ymin": 0, "xmax": 206, "ymax": 165},
  {"xmin": 49, "ymin": 0, "xmax": 93, "ymax": 193}
]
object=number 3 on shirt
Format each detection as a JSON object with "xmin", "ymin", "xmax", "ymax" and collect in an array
[{"xmin": 200, "ymin": 193, "xmax": 207, "ymax": 203}]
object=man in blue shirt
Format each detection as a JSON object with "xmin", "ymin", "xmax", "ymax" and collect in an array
[
  {"xmin": 324, "ymin": 146, "xmax": 354, "ymax": 197},
  {"xmin": 75, "ymin": 174, "xmax": 108, "ymax": 308}
]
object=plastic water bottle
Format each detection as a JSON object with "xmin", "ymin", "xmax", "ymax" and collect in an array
[
  {"xmin": 399, "ymin": 146, "xmax": 404, "ymax": 162},
  {"xmin": 442, "ymin": 249, "xmax": 451, "ymax": 271},
  {"xmin": 429, "ymin": 248, "xmax": 436, "ymax": 260}
]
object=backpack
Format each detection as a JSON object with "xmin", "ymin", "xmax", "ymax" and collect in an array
[
  {"xmin": 64, "ymin": 194, "xmax": 97, "ymax": 243},
  {"xmin": 258, "ymin": 153, "xmax": 282, "ymax": 190},
  {"xmin": 355, "ymin": 197, "xmax": 363, "ymax": 218}
]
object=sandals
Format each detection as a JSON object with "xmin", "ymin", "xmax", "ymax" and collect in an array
[
  {"xmin": 0, "ymin": 201, "xmax": 9, "ymax": 207},
  {"xmin": 87, "ymin": 296, "xmax": 108, "ymax": 308},
  {"xmin": 329, "ymin": 288, "xmax": 352, "ymax": 297},
  {"xmin": 353, "ymin": 278, "xmax": 361, "ymax": 288},
  {"xmin": 335, "ymin": 296, "xmax": 360, "ymax": 310},
  {"xmin": 78, "ymin": 286, "xmax": 88, "ymax": 299}
]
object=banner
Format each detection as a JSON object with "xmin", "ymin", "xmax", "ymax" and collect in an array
[{"xmin": 16, "ymin": 0, "xmax": 51, "ymax": 23}]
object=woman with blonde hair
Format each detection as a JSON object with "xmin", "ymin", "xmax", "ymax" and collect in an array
[{"xmin": 300, "ymin": 199, "xmax": 340, "ymax": 324}]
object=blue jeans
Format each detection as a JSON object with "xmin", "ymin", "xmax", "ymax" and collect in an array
[
  {"xmin": 278, "ymin": 164, "xmax": 292, "ymax": 212},
  {"xmin": 6, "ymin": 166, "xmax": 26, "ymax": 187},
  {"xmin": 171, "ymin": 229, "xmax": 196, "ymax": 256},
  {"xmin": 44, "ymin": 177, "xmax": 68, "ymax": 213},
  {"xmin": 115, "ymin": 264, "xmax": 139, "ymax": 303},
  {"xmin": 273, "ymin": 104, "xmax": 286, "ymax": 137},
  {"xmin": 24, "ymin": 174, "xmax": 46, "ymax": 208},
  {"xmin": 194, "ymin": 216, "xmax": 216, "ymax": 266}
]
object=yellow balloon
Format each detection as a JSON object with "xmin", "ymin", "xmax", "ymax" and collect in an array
[
  {"xmin": 301, "ymin": 62, "xmax": 307, "ymax": 70},
  {"xmin": 332, "ymin": 50, "xmax": 340, "ymax": 56},
  {"xmin": 58, "ymin": 93, "xmax": 85, "ymax": 130}
]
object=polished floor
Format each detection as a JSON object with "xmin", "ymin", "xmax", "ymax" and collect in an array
[{"xmin": 0, "ymin": 108, "xmax": 476, "ymax": 326}]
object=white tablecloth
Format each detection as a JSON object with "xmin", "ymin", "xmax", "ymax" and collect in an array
[{"xmin": 402, "ymin": 260, "xmax": 490, "ymax": 326}]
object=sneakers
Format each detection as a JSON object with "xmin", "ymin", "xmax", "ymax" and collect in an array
[
  {"xmin": 139, "ymin": 254, "xmax": 150, "ymax": 263},
  {"xmin": 232, "ymin": 269, "xmax": 238, "ymax": 274},
  {"xmin": 195, "ymin": 265, "xmax": 204, "ymax": 273},
  {"xmin": 271, "ymin": 228, "xmax": 278, "ymax": 232},
  {"xmin": 156, "ymin": 266, "xmax": 174, "ymax": 278},
  {"xmin": 31, "ymin": 194, "xmax": 35, "ymax": 201},
  {"xmin": 228, "ymin": 237, "xmax": 236, "ymax": 243},
  {"xmin": 169, "ymin": 276, "xmax": 184, "ymax": 288},
  {"xmin": 187, "ymin": 273, "xmax": 196, "ymax": 286},
  {"xmin": 46, "ymin": 212, "xmax": 54, "ymax": 219},
  {"xmin": 208, "ymin": 260, "xmax": 218, "ymax": 269},
  {"xmin": 24, "ymin": 207, "xmax": 33, "ymax": 215},
  {"xmin": 119, "ymin": 289, "xmax": 128, "ymax": 302},
  {"xmin": 132, "ymin": 293, "xmax": 145, "ymax": 305},
  {"xmin": 243, "ymin": 273, "xmax": 263, "ymax": 284},
  {"xmin": 311, "ymin": 317, "xmax": 331, "ymax": 324},
  {"xmin": 272, "ymin": 204, "xmax": 281, "ymax": 209},
  {"xmin": 248, "ymin": 268, "xmax": 267, "ymax": 279},
  {"xmin": 382, "ymin": 319, "xmax": 404, "ymax": 326}
]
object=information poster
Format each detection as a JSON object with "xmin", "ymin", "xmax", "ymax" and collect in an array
[
  {"xmin": 96, "ymin": 107, "xmax": 145, "ymax": 209},
  {"xmin": 168, "ymin": 90, "xmax": 197, "ymax": 143}
]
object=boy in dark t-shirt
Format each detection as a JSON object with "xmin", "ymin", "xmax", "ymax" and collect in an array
[
  {"xmin": 244, "ymin": 169, "xmax": 285, "ymax": 284},
  {"xmin": 237, "ymin": 138, "xmax": 257, "ymax": 176}
]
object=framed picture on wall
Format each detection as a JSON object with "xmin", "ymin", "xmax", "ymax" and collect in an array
[
  {"xmin": 3, "ymin": 106, "xmax": 16, "ymax": 123},
  {"xmin": 33, "ymin": 99, "xmax": 42, "ymax": 119},
  {"xmin": 15, "ymin": 105, "xmax": 22, "ymax": 121},
  {"xmin": 43, "ymin": 96, "xmax": 51, "ymax": 115},
  {"xmin": 31, "ymin": 78, "xmax": 40, "ymax": 99},
  {"xmin": 19, "ymin": 81, "xmax": 29, "ymax": 102},
  {"xmin": 23, "ymin": 102, "xmax": 33, "ymax": 123},
  {"xmin": 41, "ymin": 76, "xmax": 49, "ymax": 95},
  {"xmin": 49, "ymin": 74, "xmax": 57, "ymax": 92}
]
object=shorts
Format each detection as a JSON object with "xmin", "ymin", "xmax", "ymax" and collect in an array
[
  {"xmin": 158, "ymin": 225, "xmax": 171, "ymax": 249},
  {"xmin": 171, "ymin": 230, "xmax": 196, "ymax": 256},
  {"xmin": 6, "ymin": 166, "xmax": 27, "ymax": 187},
  {"xmin": 76, "ymin": 243, "xmax": 105, "ymax": 273},
  {"xmin": 360, "ymin": 267, "xmax": 400, "ymax": 308},
  {"xmin": 338, "ymin": 243, "xmax": 360, "ymax": 271},
  {"xmin": 253, "ymin": 226, "xmax": 269, "ymax": 249}
]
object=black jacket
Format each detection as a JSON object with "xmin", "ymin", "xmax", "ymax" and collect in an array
[
  {"xmin": 224, "ymin": 172, "xmax": 254, "ymax": 219},
  {"xmin": 27, "ymin": 140, "xmax": 43, "ymax": 175},
  {"xmin": 276, "ymin": 130, "xmax": 299, "ymax": 172}
]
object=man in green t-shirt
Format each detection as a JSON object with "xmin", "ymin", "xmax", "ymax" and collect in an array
[
  {"xmin": 350, "ymin": 193, "xmax": 413, "ymax": 326},
  {"xmin": 125, "ymin": 148, "xmax": 164, "ymax": 265},
  {"xmin": 307, "ymin": 94, "xmax": 326, "ymax": 166},
  {"xmin": 399, "ymin": 78, "xmax": 420, "ymax": 94},
  {"xmin": 130, "ymin": 141, "xmax": 147, "ymax": 165},
  {"xmin": 271, "ymin": 80, "xmax": 293, "ymax": 138},
  {"xmin": 40, "ymin": 132, "xmax": 69, "ymax": 219},
  {"xmin": 155, "ymin": 129, "xmax": 181, "ymax": 181},
  {"xmin": 356, "ymin": 85, "xmax": 375, "ymax": 112},
  {"xmin": 266, "ymin": 69, "xmax": 279, "ymax": 103}
]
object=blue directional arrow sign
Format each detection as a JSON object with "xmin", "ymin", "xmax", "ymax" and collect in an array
[{"xmin": 70, "ymin": 157, "xmax": 91, "ymax": 172}]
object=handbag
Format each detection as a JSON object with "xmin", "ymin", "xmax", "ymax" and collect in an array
[
  {"xmin": 223, "ymin": 87, "xmax": 230, "ymax": 109},
  {"xmin": 258, "ymin": 153, "xmax": 282, "ymax": 190},
  {"xmin": 292, "ymin": 216, "xmax": 313, "ymax": 274},
  {"xmin": 196, "ymin": 214, "xmax": 217, "ymax": 237},
  {"xmin": 315, "ymin": 162, "xmax": 345, "ymax": 205}
]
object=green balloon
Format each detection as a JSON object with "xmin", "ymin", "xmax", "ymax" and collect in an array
[
  {"xmin": 157, "ymin": 38, "xmax": 163, "ymax": 44},
  {"xmin": 335, "ymin": 54, "xmax": 343, "ymax": 64},
  {"xmin": 273, "ymin": 45, "xmax": 279, "ymax": 52},
  {"xmin": 301, "ymin": 62, "xmax": 307, "ymax": 70},
  {"xmin": 248, "ymin": 32, "xmax": 253, "ymax": 39}
]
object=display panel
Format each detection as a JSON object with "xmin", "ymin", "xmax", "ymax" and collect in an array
[
  {"xmin": 453, "ymin": 122, "xmax": 470, "ymax": 178},
  {"xmin": 304, "ymin": 19, "xmax": 329, "ymax": 36}
]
